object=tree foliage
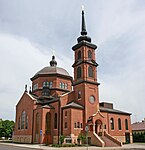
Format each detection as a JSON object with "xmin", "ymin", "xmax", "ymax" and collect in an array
[
  {"xmin": 78, "ymin": 133, "xmax": 86, "ymax": 144},
  {"xmin": 59, "ymin": 135, "xmax": 65, "ymax": 145},
  {"xmin": 0, "ymin": 119, "xmax": 15, "ymax": 138},
  {"xmin": 133, "ymin": 132, "xmax": 145, "ymax": 142}
]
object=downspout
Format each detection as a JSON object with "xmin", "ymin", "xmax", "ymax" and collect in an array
[
  {"xmin": 32, "ymin": 108, "xmax": 35, "ymax": 144},
  {"xmin": 58, "ymin": 97, "xmax": 61, "ymax": 144},
  {"xmin": 107, "ymin": 113, "xmax": 110, "ymax": 134}
]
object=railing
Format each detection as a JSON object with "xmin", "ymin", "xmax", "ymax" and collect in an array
[
  {"xmin": 104, "ymin": 131, "xmax": 122, "ymax": 146},
  {"xmin": 88, "ymin": 131, "xmax": 105, "ymax": 147}
]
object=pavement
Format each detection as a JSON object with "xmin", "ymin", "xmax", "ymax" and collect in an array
[{"xmin": 0, "ymin": 141, "xmax": 145, "ymax": 150}]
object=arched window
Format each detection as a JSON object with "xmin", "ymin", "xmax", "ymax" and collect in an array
[
  {"xmin": 77, "ymin": 67, "xmax": 82, "ymax": 79},
  {"xmin": 78, "ymin": 50, "xmax": 81, "ymax": 60},
  {"xmin": 21, "ymin": 111, "xmax": 26, "ymax": 129},
  {"xmin": 77, "ymin": 122, "xmax": 80, "ymax": 128},
  {"xmin": 26, "ymin": 115, "xmax": 28, "ymax": 129},
  {"xmin": 118, "ymin": 118, "xmax": 121, "ymax": 130},
  {"xmin": 125, "ymin": 119, "xmax": 128, "ymax": 130},
  {"xmin": 62, "ymin": 83, "xmax": 65, "ymax": 89},
  {"xmin": 110, "ymin": 118, "xmax": 114, "ymax": 130},
  {"xmin": 78, "ymin": 91, "xmax": 81, "ymax": 99},
  {"xmin": 88, "ymin": 50, "xmax": 92, "ymax": 59},
  {"xmin": 65, "ymin": 111, "xmax": 67, "ymax": 117},
  {"xmin": 65, "ymin": 122, "xmax": 67, "ymax": 128},
  {"xmin": 65, "ymin": 83, "xmax": 68, "ymax": 89},
  {"xmin": 80, "ymin": 123, "xmax": 83, "ymax": 128},
  {"xmin": 54, "ymin": 113, "xmax": 57, "ymax": 129},
  {"xmin": 45, "ymin": 112, "xmax": 51, "ymax": 134},
  {"xmin": 33, "ymin": 83, "xmax": 38, "ymax": 91},
  {"xmin": 88, "ymin": 66, "xmax": 94, "ymax": 77},
  {"xmin": 43, "ymin": 81, "xmax": 53, "ymax": 88},
  {"xmin": 18, "ymin": 117, "xmax": 20, "ymax": 130},
  {"xmin": 74, "ymin": 123, "xmax": 77, "ymax": 128},
  {"xmin": 60, "ymin": 82, "xmax": 65, "ymax": 89},
  {"xmin": 36, "ymin": 113, "xmax": 40, "ymax": 134}
]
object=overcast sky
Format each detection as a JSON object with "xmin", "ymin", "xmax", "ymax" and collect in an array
[{"xmin": 0, "ymin": 0, "xmax": 145, "ymax": 123}]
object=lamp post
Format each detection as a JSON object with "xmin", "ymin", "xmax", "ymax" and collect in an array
[{"xmin": 85, "ymin": 125, "xmax": 89, "ymax": 150}]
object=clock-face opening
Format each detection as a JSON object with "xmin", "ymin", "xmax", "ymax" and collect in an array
[{"xmin": 89, "ymin": 95, "xmax": 95, "ymax": 104}]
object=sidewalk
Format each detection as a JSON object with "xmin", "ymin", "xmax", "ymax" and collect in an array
[{"xmin": 0, "ymin": 141, "xmax": 145, "ymax": 150}]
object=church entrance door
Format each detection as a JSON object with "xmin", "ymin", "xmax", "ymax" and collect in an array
[
  {"xmin": 95, "ymin": 120, "xmax": 102, "ymax": 135},
  {"xmin": 35, "ymin": 113, "xmax": 40, "ymax": 143},
  {"xmin": 45, "ymin": 112, "xmax": 52, "ymax": 144}
]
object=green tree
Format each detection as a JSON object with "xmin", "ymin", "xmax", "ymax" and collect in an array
[{"xmin": 0, "ymin": 119, "xmax": 15, "ymax": 138}]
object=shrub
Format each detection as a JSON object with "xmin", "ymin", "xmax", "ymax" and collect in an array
[{"xmin": 59, "ymin": 135, "xmax": 65, "ymax": 145}]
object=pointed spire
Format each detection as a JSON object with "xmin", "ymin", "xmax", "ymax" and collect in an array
[
  {"xmin": 25, "ymin": 84, "xmax": 27, "ymax": 92},
  {"xmin": 81, "ymin": 5, "xmax": 87, "ymax": 35},
  {"xmin": 29, "ymin": 86, "xmax": 31, "ymax": 94},
  {"xmin": 50, "ymin": 55, "xmax": 57, "ymax": 67}
]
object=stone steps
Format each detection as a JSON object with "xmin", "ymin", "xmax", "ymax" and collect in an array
[{"xmin": 100, "ymin": 136, "xmax": 119, "ymax": 147}]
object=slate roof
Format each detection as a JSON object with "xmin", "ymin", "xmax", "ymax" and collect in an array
[
  {"xmin": 62, "ymin": 102, "xmax": 84, "ymax": 109},
  {"xmin": 100, "ymin": 107, "xmax": 131, "ymax": 115},
  {"xmin": 132, "ymin": 122, "xmax": 145, "ymax": 131}
]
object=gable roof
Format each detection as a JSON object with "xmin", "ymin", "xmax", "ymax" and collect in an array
[
  {"xmin": 62, "ymin": 102, "xmax": 84, "ymax": 110},
  {"xmin": 132, "ymin": 122, "xmax": 145, "ymax": 131}
]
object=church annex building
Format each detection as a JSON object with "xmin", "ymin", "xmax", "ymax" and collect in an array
[{"xmin": 13, "ymin": 9, "xmax": 133, "ymax": 147}]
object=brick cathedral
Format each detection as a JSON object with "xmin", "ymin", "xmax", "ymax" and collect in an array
[{"xmin": 13, "ymin": 8, "xmax": 132, "ymax": 147}]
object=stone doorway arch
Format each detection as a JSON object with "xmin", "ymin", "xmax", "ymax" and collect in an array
[{"xmin": 95, "ymin": 119, "xmax": 102, "ymax": 135}]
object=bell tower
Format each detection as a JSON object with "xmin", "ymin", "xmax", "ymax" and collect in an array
[{"xmin": 72, "ymin": 7, "xmax": 100, "ymax": 122}]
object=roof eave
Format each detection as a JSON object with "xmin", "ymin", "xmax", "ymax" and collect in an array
[{"xmin": 72, "ymin": 40, "xmax": 97, "ymax": 51}]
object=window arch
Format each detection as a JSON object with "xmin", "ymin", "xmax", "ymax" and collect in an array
[
  {"xmin": 110, "ymin": 118, "xmax": 114, "ymax": 130},
  {"xmin": 88, "ymin": 66, "xmax": 94, "ymax": 77},
  {"xmin": 118, "ymin": 118, "xmax": 121, "ymax": 130},
  {"xmin": 125, "ymin": 119, "xmax": 128, "ymax": 130},
  {"xmin": 78, "ymin": 50, "xmax": 81, "ymax": 60},
  {"xmin": 21, "ymin": 111, "xmax": 26, "ymax": 129},
  {"xmin": 88, "ymin": 50, "xmax": 92, "ymax": 59},
  {"xmin": 54, "ymin": 113, "xmax": 57, "ymax": 129},
  {"xmin": 77, "ymin": 67, "xmax": 82, "ymax": 79}
]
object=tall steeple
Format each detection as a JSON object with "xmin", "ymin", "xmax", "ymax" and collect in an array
[
  {"xmin": 81, "ymin": 6, "xmax": 87, "ymax": 36},
  {"xmin": 72, "ymin": 7, "xmax": 99, "ymax": 122},
  {"xmin": 76, "ymin": 6, "xmax": 93, "ymax": 44}
]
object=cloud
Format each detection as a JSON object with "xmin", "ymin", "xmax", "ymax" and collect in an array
[
  {"xmin": 0, "ymin": 33, "xmax": 72, "ymax": 120},
  {"xmin": 0, "ymin": 0, "xmax": 145, "ymax": 123}
]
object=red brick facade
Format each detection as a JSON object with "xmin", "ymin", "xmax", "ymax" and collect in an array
[{"xmin": 13, "ymin": 9, "xmax": 132, "ymax": 147}]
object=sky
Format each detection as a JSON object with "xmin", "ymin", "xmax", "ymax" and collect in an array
[{"xmin": 0, "ymin": 0, "xmax": 145, "ymax": 123}]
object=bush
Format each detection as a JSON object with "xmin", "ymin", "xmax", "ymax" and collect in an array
[
  {"xmin": 78, "ymin": 133, "xmax": 86, "ymax": 144},
  {"xmin": 62, "ymin": 144, "xmax": 75, "ymax": 147},
  {"xmin": 133, "ymin": 132, "xmax": 145, "ymax": 143},
  {"xmin": 52, "ymin": 144, "xmax": 61, "ymax": 147},
  {"xmin": 59, "ymin": 135, "xmax": 65, "ymax": 145}
]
